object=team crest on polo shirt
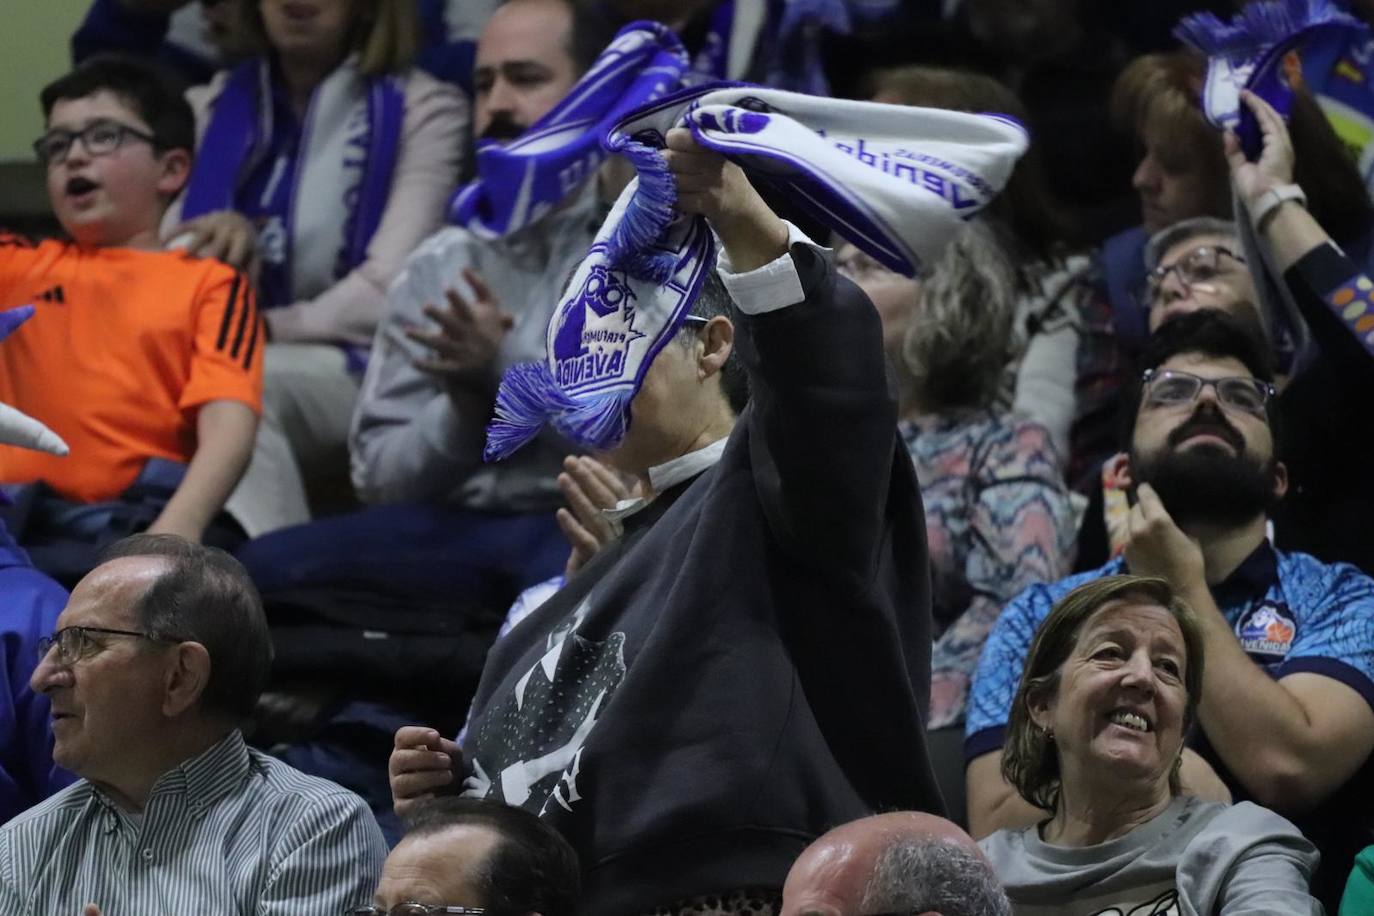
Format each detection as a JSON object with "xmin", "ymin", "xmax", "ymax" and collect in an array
[{"xmin": 1235, "ymin": 602, "xmax": 1297, "ymax": 660}]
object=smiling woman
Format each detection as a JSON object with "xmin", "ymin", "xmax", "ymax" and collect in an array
[{"xmin": 980, "ymin": 575, "xmax": 1322, "ymax": 915}]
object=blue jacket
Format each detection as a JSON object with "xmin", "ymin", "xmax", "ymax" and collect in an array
[{"xmin": 0, "ymin": 523, "xmax": 72, "ymax": 824}]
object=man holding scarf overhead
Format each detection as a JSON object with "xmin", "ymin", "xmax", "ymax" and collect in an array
[{"xmin": 390, "ymin": 84, "xmax": 1026, "ymax": 913}]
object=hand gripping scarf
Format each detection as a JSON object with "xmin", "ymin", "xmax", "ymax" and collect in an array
[
  {"xmin": 484, "ymin": 84, "xmax": 1028, "ymax": 462},
  {"xmin": 448, "ymin": 21, "xmax": 690, "ymax": 239},
  {"xmin": 1175, "ymin": 0, "xmax": 1365, "ymax": 159},
  {"xmin": 1178, "ymin": 0, "xmax": 1374, "ymax": 363}
]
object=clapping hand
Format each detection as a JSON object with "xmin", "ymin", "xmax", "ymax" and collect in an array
[
  {"xmin": 405, "ymin": 270, "xmax": 513, "ymax": 394},
  {"xmin": 556, "ymin": 456, "xmax": 635, "ymax": 576}
]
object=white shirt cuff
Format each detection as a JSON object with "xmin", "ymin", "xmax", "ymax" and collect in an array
[{"xmin": 716, "ymin": 222, "xmax": 831, "ymax": 315}]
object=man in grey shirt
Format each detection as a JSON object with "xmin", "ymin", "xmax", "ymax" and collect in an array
[
  {"xmin": 980, "ymin": 795, "xmax": 1321, "ymax": 915},
  {"xmin": 236, "ymin": 0, "xmax": 624, "ymax": 606},
  {"xmin": 0, "ymin": 534, "xmax": 386, "ymax": 915}
]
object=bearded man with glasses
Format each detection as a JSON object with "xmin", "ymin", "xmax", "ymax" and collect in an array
[
  {"xmin": 0, "ymin": 533, "xmax": 387, "ymax": 915},
  {"xmin": 965, "ymin": 309, "xmax": 1374, "ymax": 910}
]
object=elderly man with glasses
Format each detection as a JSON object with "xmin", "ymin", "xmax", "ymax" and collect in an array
[
  {"xmin": 0, "ymin": 534, "xmax": 387, "ymax": 915},
  {"xmin": 964, "ymin": 305, "xmax": 1374, "ymax": 910}
]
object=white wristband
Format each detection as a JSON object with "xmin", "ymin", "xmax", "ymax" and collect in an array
[{"xmin": 1250, "ymin": 183, "xmax": 1307, "ymax": 233}]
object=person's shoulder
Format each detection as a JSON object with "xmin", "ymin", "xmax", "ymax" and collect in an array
[
  {"xmin": 1276, "ymin": 549, "xmax": 1374, "ymax": 611},
  {"xmin": 1008, "ymin": 562, "xmax": 1120, "ymax": 616},
  {"xmin": 115, "ymin": 247, "xmax": 240, "ymax": 284},
  {"xmin": 387, "ymin": 226, "xmax": 476, "ymax": 302},
  {"xmin": 400, "ymin": 66, "xmax": 463, "ymax": 105},
  {"xmin": 246, "ymin": 749, "xmax": 372, "ymax": 815},
  {"xmin": 0, "ymin": 780, "xmax": 96, "ymax": 839},
  {"xmin": 0, "ymin": 230, "xmax": 44, "ymax": 252},
  {"xmin": 0, "ymin": 231, "xmax": 66, "ymax": 264},
  {"xmin": 979, "ymin": 413, "xmax": 1065, "ymax": 477},
  {"xmin": 1183, "ymin": 798, "xmax": 1309, "ymax": 850}
]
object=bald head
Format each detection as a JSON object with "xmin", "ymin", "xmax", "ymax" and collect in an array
[{"xmin": 781, "ymin": 813, "xmax": 1004, "ymax": 916}]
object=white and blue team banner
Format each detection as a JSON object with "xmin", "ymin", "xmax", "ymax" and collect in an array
[
  {"xmin": 1176, "ymin": 0, "xmax": 1367, "ymax": 161},
  {"xmin": 449, "ymin": 21, "xmax": 690, "ymax": 239},
  {"xmin": 483, "ymin": 83, "xmax": 1027, "ymax": 462}
]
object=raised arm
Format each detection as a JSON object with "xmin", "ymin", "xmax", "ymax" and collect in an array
[{"xmin": 662, "ymin": 128, "xmax": 900, "ymax": 574}]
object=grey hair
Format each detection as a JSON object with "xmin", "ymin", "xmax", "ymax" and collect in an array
[
  {"xmin": 676, "ymin": 268, "xmax": 749, "ymax": 415},
  {"xmin": 901, "ymin": 219, "xmax": 1018, "ymax": 411},
  {"xmin": 859, "ymin": 838, "xmax": 1012, "ymax": 916},
  {"xmin": 1144, "ymin": 216, "xmax": 1239, "ymax": 272}
]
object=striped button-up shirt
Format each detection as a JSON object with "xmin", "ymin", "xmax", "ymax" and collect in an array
[{"xmin": 0, "ymin": 729, "xmax": 386, "ymax": 915}]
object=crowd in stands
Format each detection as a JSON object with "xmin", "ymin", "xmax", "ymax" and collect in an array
[{"xmin": 1, "ymin": 0, "xmax": 1374, "ymax": 914}]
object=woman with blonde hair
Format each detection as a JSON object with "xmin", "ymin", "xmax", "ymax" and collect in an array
[
  {"xmin": 164, "ymin": 0, "xmax": 468, "ymax": 536},
  {"xmin": 838, "ymin": 220, "xmax": 1078, "ymax": 819},
  {"xmin": 983, "ymin": 574, "xmax": 1320, "ymax": 914}
]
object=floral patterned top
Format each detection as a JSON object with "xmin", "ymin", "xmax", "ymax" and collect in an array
[{"xmin": 903, "ymin": 411, "xmax": 1079, "ymax": 729}]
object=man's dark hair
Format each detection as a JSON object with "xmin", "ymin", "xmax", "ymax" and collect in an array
[
  {"xmin": 497, "ymin": 0, "xmax": 619, "ymax": 74},
  {"xmin": 1119, "ymin": 308, "xmax": 1278, "ymax": 448},
  {"xmin": 40, "ymin": 55, "xmax": 194, "ymax": 156},
  {"xmin": 404, "ymin": 797, "xmax": 581, "ymax": 916},
  {"xmin": 98, "ymin": 534, "xmax": 272, "ymax": 722},
  {"xmin": 678, "ymin": 269, "xmax": 750, "ymax": 415}
]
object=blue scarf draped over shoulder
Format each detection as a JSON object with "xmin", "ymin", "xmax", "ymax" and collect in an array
[{"xmin": 180, "ymin": 57, "xmax": 405, "ymax": 307}]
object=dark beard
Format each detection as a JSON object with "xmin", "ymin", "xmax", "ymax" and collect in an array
[
  {"xmin": 1131, "ymin": 437, "xmax": 1278, "ymax": 529},
  {"xmin": 479, "ymin": 115, "xmax": 527, "ymax": 142}
]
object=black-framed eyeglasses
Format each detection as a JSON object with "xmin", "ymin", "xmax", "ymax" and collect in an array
[
  {"xmin": 1142, "ymin": 245, "xmax": 1246, "ymax": 305},
  {"xmin": 37, "ymin": 626, "xmax": 177, "ymax": 665},
  {"xmin": 1141, "ymin": 367, "xmax": 1275, "ymax": 416},
  {"xmin": 347, "ymin": 906, "xmax": 488, "ymax": 916},
  {"xmin": 32, "ymin": 120, "xmax": 160, "ymax": 166}
]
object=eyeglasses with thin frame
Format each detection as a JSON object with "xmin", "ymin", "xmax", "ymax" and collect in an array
[
  {"xmin": 1141, "ymin": 367, "xmax": 1274, "ymax": 416},
  {"xmin": 1142, "ymin": 245, "xmax": 1246, "ymax": 306},
  {"xmin": 347, "ymin": 906, "xmax": 488, "ymax": 916},
  {"xmin": 37, "ymin": 626, "xmax": 178, "ymax": 665},
  {"xmin": 32, "ymin": 120, "xmax": 160, "ymax": 167}
]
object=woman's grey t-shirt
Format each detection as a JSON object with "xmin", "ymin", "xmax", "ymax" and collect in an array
[{"xmin": 980, "ymin": 796, "xmax": 1323, "ymax": 915}]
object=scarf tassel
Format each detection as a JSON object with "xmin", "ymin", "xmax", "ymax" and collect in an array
[
  {"xmin": 484, "ymin": 363, "xmax": 635, "ymax": 461},
  {"xmin": 602, "ymin": 138, "xmax": 680, "ymax": 282},
  {"xmin": 1175, "ymin": 0, "xmax": 1359, "ymax": 60},
  {"xmin": 484, "ymin": 362, "xmax": 579, "ymax": 462},
  {"xmin": 552, "ymin": 390, "xmax": 633, "ymax": 452}
]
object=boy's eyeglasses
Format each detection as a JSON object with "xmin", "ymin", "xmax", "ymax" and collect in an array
[
  {"xmin": 1141, "ymin": 367, "xmax": 1274, "ymax": 416},
  {"xmin": 33, "ymin": 120, "xmax": 159, "ymax": 166}
]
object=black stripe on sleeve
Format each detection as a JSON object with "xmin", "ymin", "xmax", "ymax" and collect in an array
[
  {"xmin": 241, "ymin": 295, "xmax": 261, "ymax": 371},
  {"xmin": 229, "ymin": 274, "xmax": 252, "ymax": 358},
  {"xmin": 216, "ymin": 273, "xmax": 242, "ymax": 352}
]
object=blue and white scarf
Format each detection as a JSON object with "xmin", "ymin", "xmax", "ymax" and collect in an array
[
  {"xmin": 1176, "ymin": 0, "xmax": 1364, "ymax": 159},
  {"xmin": 181, "ymin": 57, "xmax": 405, "ymax": 306},
  {"xmin": 449, "ymin": 21, "xmax": 690, "ymax": 239},
  {"xmin": 1177, "ymin": 0, "xmax": 1374, "ymax": 368},
  {"xmin": 484, "ymin": 84, "xmax": 1027, "ymax": 461}
]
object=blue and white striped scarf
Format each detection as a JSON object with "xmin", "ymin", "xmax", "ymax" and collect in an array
[
  {"xmin": 449, "ymin": 21, "xmax": 690, "ymax": 239},
  {"xmin": 484, "ymin": 84, "xmax": 1028, "ymax": 462}
]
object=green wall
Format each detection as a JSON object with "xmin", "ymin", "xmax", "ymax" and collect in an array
[{"xmin": 0, "ymin": 6, "xmax": 87, "ymax": 162}]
